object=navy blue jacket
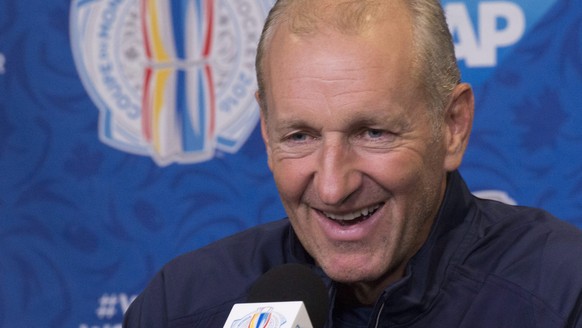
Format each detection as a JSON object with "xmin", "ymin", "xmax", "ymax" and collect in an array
[{"xmin": 123, "ymin": 171, "xmax": 582, "ymax": 327}]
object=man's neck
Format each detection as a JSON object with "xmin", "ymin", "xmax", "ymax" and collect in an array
[{"xmin": 336, "ymin": 271, "xmax": 404, "ymax": 306}]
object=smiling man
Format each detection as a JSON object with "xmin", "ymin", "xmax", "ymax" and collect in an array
[
  {"xmin": 256, "ymin": 0, "xmax": 471, "ymax": 307},
  {"xmin": 124, "ymin": 0, "xmax": 582, "ymax": 327}
]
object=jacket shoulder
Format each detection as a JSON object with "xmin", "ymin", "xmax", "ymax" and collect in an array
[
  {"xmin": 124, "ymin": 219, "xmax": 295, "ymax": 327},
  {"xmin": 465, "ymin": 199, "xmax": 582, "ymax": 322}
]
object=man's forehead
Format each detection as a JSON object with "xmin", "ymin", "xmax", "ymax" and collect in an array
[
  {"xmin": 278, "ymin": 0, "xmax": 410, "ymax": 36},
  {"xmin": 259, "ymin": 0, "xmax": 422, "ymax": 115}
]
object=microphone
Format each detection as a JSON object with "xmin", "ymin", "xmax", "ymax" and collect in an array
[{"xmin": 223, "ymin": 263, "xmax": 330, "ymax": 328}]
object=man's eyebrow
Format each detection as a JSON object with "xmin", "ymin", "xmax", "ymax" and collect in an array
[
  {"xmin": 347, "ymin": 111, "xmax": 413, "ymax": 129},
  {"xmin": 273, "ymin": 106, "xmax": 414, "ymax": 123},
  {"xmin": 271, "ymin": 115, "xmax": 413, "ymax": 135},
  {"xmin": 269, "ymin": 117, "xmax": 314, "ymax": 132}
]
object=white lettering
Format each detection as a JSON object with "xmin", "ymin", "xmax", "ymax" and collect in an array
[
  {"xmin": 0, "ymin": 52, "xmax": 5, "ymax": 74},
  {"xmin": 446, "ymin": 1, "xmax": 526, "ymax": 67},
  {"xmin": 479, "ymin": 2, "xmax": 525, "ymax": 62},
  {"xmin": 79, "ymin": 324, "xmax": 122, "ymax": 328},
  {"xmin": 447, "ymin": 3, "xmax": 480, "ymax": 65},
  {"xmin": 117, "ymin": 293, "xmax": 137, "ymax": 313},
  {"xmin": 78, "ymin": 293, "xmax": 137, "ymax": 328},
  {"xmin": 95, "ymin": 293, "xmax": 138, "ymax": 319}
]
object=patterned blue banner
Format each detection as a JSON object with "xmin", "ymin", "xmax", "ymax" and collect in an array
[{"xmin": 0, "ymin": 0, "xmax": 581, "ymax": 327}]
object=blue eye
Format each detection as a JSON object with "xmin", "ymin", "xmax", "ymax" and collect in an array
[
  {"xmin": 284, "ymin": 132, "xmax": 315, "ymax": 144},
  {"xmin": 367, "ymin": 129, "xmax": 384, "ymax": 138},
  {"xmin": 354, "ymin": 128, "xmax": 398, "ymax": 147},
  {"xmin": 290, "ymin": 133, "xmax": 308, "ymax": 141}
]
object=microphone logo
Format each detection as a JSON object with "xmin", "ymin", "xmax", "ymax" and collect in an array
[
  {"xmin": 70, "ymin": 0, "xmax": 271, "ymax": 166},
  {"xmin": 231, "ymin": 307, "xmax": 286, "ymax": 328}
]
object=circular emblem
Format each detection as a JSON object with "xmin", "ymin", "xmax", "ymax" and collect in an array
[
  {"xmin": 232, "ymin": 307, "xmax": 286, "ymax": 328},
  {"xmin": 70, "ymin": 0, "xmax": 271, "ymax": 166}
]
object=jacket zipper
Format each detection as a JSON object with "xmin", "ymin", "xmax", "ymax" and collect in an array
[{"xmin": 373, "ymin": 302, "xmax": 385, "ymax": 328}]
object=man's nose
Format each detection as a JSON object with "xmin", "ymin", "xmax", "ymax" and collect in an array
[{"xmin": 314, "ymin": 138, "xmax": 362, "ymax": 206}]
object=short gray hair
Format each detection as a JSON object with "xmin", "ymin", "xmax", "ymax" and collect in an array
[{"xmin": 255, "ymin": 0, "xmax": 460, "ymax": 120}]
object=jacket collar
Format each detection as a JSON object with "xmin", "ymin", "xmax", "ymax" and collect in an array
[{"xmin": 374, "ymin": 170, "xmax": 476, "ymax": 324}]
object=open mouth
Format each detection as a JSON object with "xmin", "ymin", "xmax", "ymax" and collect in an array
[{"xmin": 321, "ymin": 204, "xmax": 382, "ymax": 226}]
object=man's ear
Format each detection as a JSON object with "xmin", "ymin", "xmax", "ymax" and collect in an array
[
  {"xmin": 256, "ymin": 91, "xmax": 273, "ymax": 171},
  {"xmin": 443, "ymin": 83, "xmax": 474, "ymax": 171}
]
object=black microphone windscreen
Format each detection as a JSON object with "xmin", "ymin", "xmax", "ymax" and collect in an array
[{"xmin": 247, "ymin": 263, "xmax": 330, "ymax": 328}]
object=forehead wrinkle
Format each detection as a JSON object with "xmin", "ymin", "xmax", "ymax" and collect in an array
[
  {"xmin": 270, "ymin": 116, "xmax": 315, "ymax": 135},
  {"xmin": 280, "ymin": 71, "xmax": 387, "ymax": 101},
  {"xmin": 271, "ymin": 100, "xmax": 413, "ymax": 133}
]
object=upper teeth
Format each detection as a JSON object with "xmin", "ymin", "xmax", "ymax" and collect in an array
[{"xmin": 324, "ymin": 204, "xmax": 380, "ymax": 221}]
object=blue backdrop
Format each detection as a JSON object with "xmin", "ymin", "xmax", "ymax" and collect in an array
[{"xmin": 1, "ymin": 0, "xmax": 581, "ymax": 327}]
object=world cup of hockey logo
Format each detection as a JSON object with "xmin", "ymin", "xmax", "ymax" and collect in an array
[
  {"xmin": 232, "ymin": 307, "xmax": 286, "ymax": 328},
  {"xmin": 70, "ymin": 0, "xmax": 271, "ymax": 166}
]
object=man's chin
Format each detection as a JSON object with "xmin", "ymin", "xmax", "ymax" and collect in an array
[{"xmin": 319, "ymin": 258, "xmax": 385, "ymax": 283}]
